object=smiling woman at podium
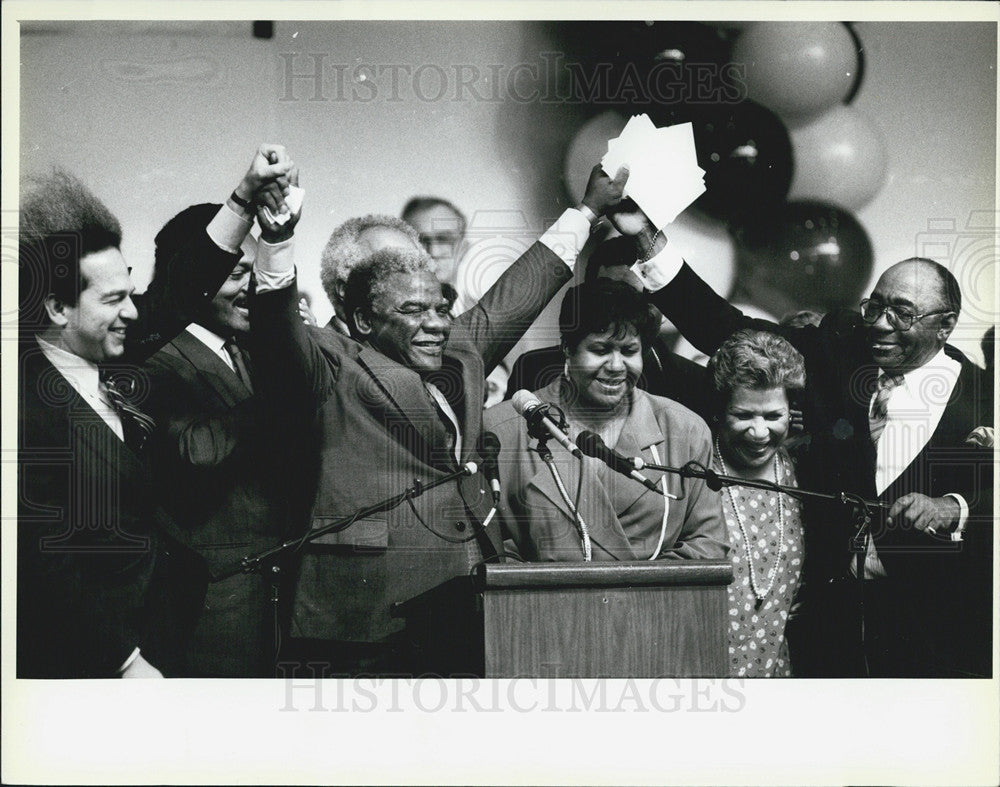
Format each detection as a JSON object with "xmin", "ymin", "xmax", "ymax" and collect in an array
[{"xmin": 484, "ymin": 279, "xmax": 728, "ymax": 563}]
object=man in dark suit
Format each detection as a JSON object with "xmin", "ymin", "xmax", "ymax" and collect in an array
[
  {"xmin": 17, "ymin": 146, "xmax": 292, "ymax": 678},
  {"xmin": 141, "ymin": 188, "xmax": 305, "ymax": 677},
  {"xmin": 506, "ymin": 235, "xmax": 715, "ymax": 422},
  {"xmin": 624, "ymin": 215, "xmax": 993, "ymax": 677},
  {"xmin": 249, "ymin": 164, "xmax": 629, "ymax": 676}
]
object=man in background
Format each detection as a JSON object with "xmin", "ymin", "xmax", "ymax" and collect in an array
[{"xmin": 402, "ymin": 195, "xmax": 467, "ymax": 288}]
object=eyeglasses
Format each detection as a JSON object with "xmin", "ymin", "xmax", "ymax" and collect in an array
[{"xmin": 859, "ymin": 299, "xmax": 951, "ymax": 331}]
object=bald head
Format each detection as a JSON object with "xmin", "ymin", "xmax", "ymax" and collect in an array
[
  {"xmin": 866, "ymin": 258, "xmax": 961, "ymax": 373},
  {"xmin": 880, "ymin": 258, "xmax": 961, "ymax": 314}
]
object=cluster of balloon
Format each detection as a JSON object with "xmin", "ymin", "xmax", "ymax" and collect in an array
[
  {"xmin": 731, "ymin": 21, "xmax": 886, "ymax": 212},
  {"xmin": 712, "ymin": 22, "xmax": 879, "ymax": 311},
  {"xmin": 558, "ymin": 20, "xmax": 879, "ymax": 313},
  {"xmin": 729, "ymin": 201, "xmax": 874, "ymax": 315}
]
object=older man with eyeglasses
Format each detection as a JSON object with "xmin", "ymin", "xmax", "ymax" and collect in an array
[{"xmin": 609, "ymin": 211, "xmax": 993, "ymax": 678}]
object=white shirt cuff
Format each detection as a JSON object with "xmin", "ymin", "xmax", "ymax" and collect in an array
[
  {"xmin": 943, "ymin": 493, "xmax": 969, "ymax": 541},
  {"xmin": 118, "ymin": 647, "xmax": 141, "ymax": 674},
  {"xmin": 206, "ymin": 203, "xmax": 253, "ymax": 254},
  {"xmin": 254, "ymin": 237, "xmax": 296, "ymax": 292},
  {"xmin": 630, "ymin": 239, "xmax": 686, "ymax": 292},
  {"xmin": 538, "ymin": 208, "xmax": 591, "ymax": 272}
]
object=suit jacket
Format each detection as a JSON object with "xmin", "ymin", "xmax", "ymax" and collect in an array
[
  {"xmin": 18, "ymin": 344, "xmax": 170, "ymax": 677},
  {"xmin": 251, "ymin": 241, "xmax": 572, "ymax": 643},
  {"xmin": 484, "ymin": 381, "xmax": 729, "ymax": 562},
  {"xmin": 651, "ymin": 263, "xmax": 994, "ymax": 675},
  {"xmin": 142, "ymin": 330, "xmax": 304, "ymax": 676},
  {"xmin": 17, "ymin": 226, "xmax": 239, "ymax": 678},
  {"xmin": 506, "ymin": 339, "xmax": 716, "ymax": 424}
]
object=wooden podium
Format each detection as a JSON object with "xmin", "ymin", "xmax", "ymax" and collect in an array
[{"xmin": 394, "ymin": 560, "xmax": 733, "ymax": 678}]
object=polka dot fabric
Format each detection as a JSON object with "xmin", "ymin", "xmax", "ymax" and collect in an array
[{"xmin": 715, "ymin": 448, "xmax": 804, "ymax": 678}]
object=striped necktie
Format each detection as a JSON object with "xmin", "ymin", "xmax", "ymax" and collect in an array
[
  {"xmin": 869, "ymin": 372, "xmax": 904, "ymax": 445},
  {"xmin": 99, "ymin": 372, "xmax": 157, "ymax": 452}
]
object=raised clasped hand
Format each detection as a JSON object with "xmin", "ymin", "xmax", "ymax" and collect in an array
[
  {"xmin": 239, "ymin": 143, "xmax": 294, "ymax": 217},
  {"xmin": 580, "ymin": 164, "xmax": 629, "ymax": 217}
]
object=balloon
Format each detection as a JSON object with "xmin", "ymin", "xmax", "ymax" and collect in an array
[
  {"xmin": 733, "ymin": 22, "xmax": 859, "ymax": 120},
  {"xmin": 563, "ymin": 110, "xmax": 627, "ymax": 203},
  {"xmin": 563, "ymin": 109, "xmax": 626, "ymax": 205},
  {"xmin": 689, "ymin": 100, "xmax": 794, "ymax": 221},
  {"xmin": 789, "ymin": 105, "xmax": 888, "ymax": 211},
  {"xmin": 714, "ymin": 21, "xmax": 757, "ymax": 33},
  {"xmin": 640, "ymin": 21, "xmax": 732, "ymax": 75},
  {"xmin": 731, "ymin": 200, "xmax": 873, "ymax": 314},
  {"xmin": 665, "ymin": 209, "xmax": 737, "ymax": 297}
]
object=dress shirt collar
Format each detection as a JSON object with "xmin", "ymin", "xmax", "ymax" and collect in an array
[
  {"xmin": 35, "ymin": 335, "xmax": 101, "ymax": 397},
  {"xmin": 878, "ymin": 347, "xmax": 959, "ymax": 398},
  {"xmin": 185, "ymin": 322, "xmax": 229, "ymax": 354}
]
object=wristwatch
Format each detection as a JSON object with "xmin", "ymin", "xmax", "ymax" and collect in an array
[{"xmin": 230, "ymin": 190, "xmax": 252, "ymax": 213}]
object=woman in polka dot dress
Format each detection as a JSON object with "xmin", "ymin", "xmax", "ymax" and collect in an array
[{"xmin": 707, "ymin": 330, "xmax": 807, "ymax": 678}]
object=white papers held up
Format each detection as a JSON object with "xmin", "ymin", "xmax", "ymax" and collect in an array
[{"xmin": 601, "ymin": 114, "xmax": 706, "ymax": 230}]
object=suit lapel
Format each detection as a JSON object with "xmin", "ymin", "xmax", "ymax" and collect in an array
[
  {"xmin": 23, "ymin": 350, "xmax": 147, "ymax": 480},
  {"xmin": 927, "ymin": 355, "xmax": 984, "ymax": 448},
  {"xmin": 523, "ymin": 379, "xmax": 638, "ymax": 561},
  {"xmin": 525, "ymin": 451, "xmax": 636, "ymax": 560},
  {"xmin": 355, "ymin": 344, "xmax": 454, "ymax": 469},
  {"xmin": 169, "ymin": 331, "xmax": 250, "ymax": 407},
  {"xmin": 609, "ymin": 393, "xmax": 668, "ymax": 516}
]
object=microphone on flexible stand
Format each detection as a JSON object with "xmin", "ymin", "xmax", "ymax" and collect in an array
[
  {"xmin": 696, "ymin": 465, "xmax": 723, "ymax": 491},
  {"xmin": 575, "ymin": 430, "xmax": 663, "ymax": 495},
  {"xmin": 511, "ymin": 390, "xmax": 582, "ymax": 458},
  {"xmin": 477, "ymin": 430, "xmax": 502, "ymax": 505}
]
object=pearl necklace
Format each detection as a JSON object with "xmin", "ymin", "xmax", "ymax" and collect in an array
[{"xmin": 714, "ymin": 438, "xmax": 786, "ymax": 610}]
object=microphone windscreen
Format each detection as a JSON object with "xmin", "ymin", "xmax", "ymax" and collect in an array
[
  {"xmin": 479, "ymin": 430, "xmax": 501, "ymax": 460},
  {"xmin": 575, "ymin": 430, "xmax": 606, "ymax": 459},
  {"xmin": 510, "ymin": 389, "xmax": 541, "ymax": 416}
]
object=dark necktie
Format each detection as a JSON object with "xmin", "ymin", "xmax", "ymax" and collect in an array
[
  {"xmin": 869, "ymin": 372, "xmax": 904, "ymax": 445},
  {"xmin": 99, "ymin": 372, "xmax": 157, "ymax": 452},
  {"xmin": 224, "ymin": 337, "xmax": 253, "ymax": 393}
]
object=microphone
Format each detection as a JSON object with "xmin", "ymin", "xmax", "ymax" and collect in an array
[
  {"xmin": 700, "ymin": 467, "xmax": 723, "ymax": 492},
  {"xmin": 511, "ymin": 390, "xmax": 582, "ymax": 458},
  {"xmin": 477, "ymin": 430, "xmax": 502, "ymax": 505},
  {"xmin": 575, "ymin": 430, "xmax": 662, "ymax": 495}
]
